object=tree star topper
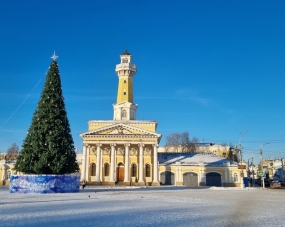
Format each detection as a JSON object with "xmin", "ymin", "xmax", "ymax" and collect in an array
[{"xmin": 51, "ymin": 51, "xmax": 58, "ymax": 61}]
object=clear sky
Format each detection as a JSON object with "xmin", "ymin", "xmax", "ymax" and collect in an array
[{"xmin": 0, "ymin": 1, "xmax": 285, "ymax": 163}]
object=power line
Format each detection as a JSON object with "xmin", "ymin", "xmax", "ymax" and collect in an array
[{"xmin": 0, "ymin": 76, "xmax": 44, "ymax": 128}]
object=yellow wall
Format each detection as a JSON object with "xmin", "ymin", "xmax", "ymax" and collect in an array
[
  {"xmin": 88, "ymin": 121, "xmax": 157, "ymax": 133},
  {"xmin": 117, "ymin": 77, "xmax": 134, "ymax": 103}
]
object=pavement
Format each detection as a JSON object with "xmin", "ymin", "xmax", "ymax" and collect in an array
[{"xmin": 1, "ymin": 186, "xmax": 285, "ymax": 227}]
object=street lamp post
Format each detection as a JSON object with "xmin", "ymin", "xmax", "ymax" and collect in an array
[
  {"xmin": 239, "ymin": 130, "xmax": 249, "ymax": 188},
  {"xmin": 247, "ymin": 158, "xmax": 251, "ymax": 187},
  {"xmin": 281, "ymin": 158, "xmax": 285, "ymax": 185},
  {"xmin": 260, "ymin": 143, "xmax": 269, "ymax": 188},
  {"xmin": 239, "ymin": 130, "xmax": 249, "ymax": 164},
  {"xmin": 249, "ymin": 153, "xmax": 260, "ymax": 187}
]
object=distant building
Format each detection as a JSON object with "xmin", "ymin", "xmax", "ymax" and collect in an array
[
  {"xmin": 0, "ymin": 155, "xmax": 15, "ymax": 186},
  {"xmin": 159, "ymin": 143, "xmax": 239, "ymax": 162},
  {"xmin": 264, "ymin": 159, "xmax": 285, "ymax": 182}
]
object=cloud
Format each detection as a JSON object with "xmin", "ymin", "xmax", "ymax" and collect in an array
[
  {"xmin": 0, "ymin": 129, "xmax": 26, "ymax": 133},
  {"xmin": 136, "ymin": 89, "xmax": 210, "ymax": 105},
  {"xmin": 174, "ymin": 88, "xmax": 210, "ymax": 105}
]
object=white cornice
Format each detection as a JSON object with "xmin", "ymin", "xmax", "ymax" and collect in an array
[
  {"xmin": 80, "ymin": 122, "xmax": 161, "ymax": 140},
  {"xmin": 88, "ymin": 120, "xmax": 158, "ymax": 125}
]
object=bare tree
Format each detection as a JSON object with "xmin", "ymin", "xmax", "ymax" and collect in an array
[
  {"xmin": 165, "ymin": 132, "xmax": 199, "ymax": 152},
  {"xmin": 6, "ymin": 143, "xmax": 19, "ymax": 161}
]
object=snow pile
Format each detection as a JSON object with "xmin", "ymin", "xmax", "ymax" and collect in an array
[
  {"xmin": 158, "ymin": 152, "xmax": 236, "ymax": 165},
  {"xmin": 209, "ymin": 186, "xmax": 258, "ymax": 190}
]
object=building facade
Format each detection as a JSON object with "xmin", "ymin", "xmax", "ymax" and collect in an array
[
  {"xmin": 0, "ymin": 158, "xmax": 14, "ymax": 186},
  {"xmin": 80, "ymin": 51, "xmax": 162, "ymax": 186}
]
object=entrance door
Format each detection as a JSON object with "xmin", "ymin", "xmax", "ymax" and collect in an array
[
  {"xmin": 160, "ymin": 171, "xmax": 175, "ymax": 185},
  {"xmin": 183, "ymin": 172, "xmax": 198, "ymax": 187},
  {"xmin": 117, "ymin": 164, "xmax": 124, "ymax": 181},
  {"xmin": 206, "ymin": 172, "xmax": 222, "ymax": 186}
]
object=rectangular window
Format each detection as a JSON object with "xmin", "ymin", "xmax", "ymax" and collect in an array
[
  {"xmin": 146, "ymin": 164, "xmax": 151, "ymax": 177},
  {"xmin": 132, "ymin": 164, "xmax": 137, "ymax": 177},
  {"xmin": 124, "ymin": 80, "xmax": 126, "ymax": 84},
  {"xmin": 124, "ymin": 92, "xmax": 126, "ymax": 95},
  {"xmin": 105, "ymin": 164, "xmax": 110, "ymax": 176}
]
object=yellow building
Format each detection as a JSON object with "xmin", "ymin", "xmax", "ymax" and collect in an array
[
  {"xmin": 0, "ymin": 158, "xmax": 14, "ymax": 186},
  {"xmin": 80, "ymin": 51, "xmax": 162, "ymax": 186}
]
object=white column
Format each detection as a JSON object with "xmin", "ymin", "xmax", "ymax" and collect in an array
[
  {"xmin": 224, "ymin": 167, "xmax": 228, "ymax": 184},
  {"xmin": 138, "ymin": 143, "xmax": 144, "ymax": 183},
  {"xmin": 81, "ymin": 144, "xmax": 87, "ymax": 181},
  {"xmin": 199, "ymin": 162, "xmax": 205, "ymax": 185},
  {"xmin": 152, "ymin": 144, "xmax": 159, "ymax": 183},
  {"xmin": 175, "ymin": 167, "xmax": 179, "ymax": 185},
  {"xmin": 95, "ymin": 144, "xmax": 102, "ymax": 182},
  {"xmin": 124, "ymin": 143, "xmax": 130, "ymax": 183},
  {"xmin": 85, "ymin": 145, "xmax": 90, "ymax": 182},
  {"xmin": 110, "ymin": 144, "xmax": 116, "ymax": 182},
  {"xmin": 1, "ymin": 166, "xmax": 3, "ymax": 181},
  {"xmin": 0, "ymin": 166, "xmax": 3, "ymax": 184},
  {"xmin": 199, "ymin": 166, "xmax": 202, "ymax": 184}
]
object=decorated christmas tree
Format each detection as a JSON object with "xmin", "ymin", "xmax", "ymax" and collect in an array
[{"xmin": 15, "ymin": 53, "xmax": 79, "ymax": 174}]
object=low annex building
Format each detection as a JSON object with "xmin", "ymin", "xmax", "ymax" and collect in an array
[
  {"xmin": 80, "ymin": 51, "xmax": 162, "ymax": 186},
  {"xmin": 158, "ymin": 152, "xmax": 243, "ymax": 187}
]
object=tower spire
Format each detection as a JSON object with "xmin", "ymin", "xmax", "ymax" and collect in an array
[{"xmin": 113, "ymin": 51, "xmax": 138, "ymax": 121}]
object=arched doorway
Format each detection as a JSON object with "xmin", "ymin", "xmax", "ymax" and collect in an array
[
  {"xmin": 183, "ymin": 172, "xmax": 198, "ymax": 187},
  {"xmin": 117, "ymin": 163, "xmax": 125, "ymax": 182},
  {"xmin": 206, "ymin": 172, "xmax": 222, "ymax": 186},
  {"xmin": 160, "ymin": 171, "xmax": 175, "ymax": 185}
]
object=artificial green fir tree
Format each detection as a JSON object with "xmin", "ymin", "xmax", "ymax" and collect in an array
[{"xmin": 15, "ymin": 53, "xmax": 79, "ymax": 174}]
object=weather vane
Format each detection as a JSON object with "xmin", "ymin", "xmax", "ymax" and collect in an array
[{"xmin": 51, "ymin": 51, "xmax": 58, "ymax": 61}]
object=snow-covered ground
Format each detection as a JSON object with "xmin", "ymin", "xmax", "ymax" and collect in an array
[{"xmin": 1, "ymin": 186, "xmax": 285, "ymax": 227}]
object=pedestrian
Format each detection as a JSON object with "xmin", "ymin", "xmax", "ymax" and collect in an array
[{"xmin": 82, "ymin": 180, "xmax": 86, "ymax": 189}]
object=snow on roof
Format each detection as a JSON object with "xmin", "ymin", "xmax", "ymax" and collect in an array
[{"xmin": 158, "ymin": 152, "xmax": 237, "ymax": 166}]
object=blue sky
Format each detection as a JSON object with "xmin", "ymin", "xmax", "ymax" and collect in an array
[{"xmin": 0, "ymin": 1, "xmax": 285, "ymax": 163}]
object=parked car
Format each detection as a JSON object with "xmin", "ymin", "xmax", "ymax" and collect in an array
[
  {"xmin": 270, "ymin": 181, "xmax": 282, "ymax": 189},
  {"xmin": 255, "ymin": 178, "xmax": 261, "ymax": 186},
  {"xmin": 255, "ymin": 177, "xmax": 270, "ymax": 187}
]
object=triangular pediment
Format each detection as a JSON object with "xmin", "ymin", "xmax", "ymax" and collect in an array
[{"xmin": 80, "ymin": 123, "xmax": 161, "ymax": 138}]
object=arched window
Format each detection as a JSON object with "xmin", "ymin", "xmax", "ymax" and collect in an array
[
  {"xmin": 91, "ymin": 163, "xmax": 96, "ymax": 176},
  {"xmin": 234, "ymin": 173, "xmax": 238, "ymax": 181},
  {"xmin": 6, "ymin": 170, "xmax": 11, "ymax": 180},
  {"xmin": 104, "ymin": 163, "xmax": 110, "ymax": 176},
  {"xmin": 131, "ymin": 163, "xmax": 137, "ymax": 177},
  {"xmin": 122, "ymin": 110, "xmax": 126, "ymax": 117},
  {"xmin": 145, "ymin": 164, "xmax": 151, "ymax": 177}
]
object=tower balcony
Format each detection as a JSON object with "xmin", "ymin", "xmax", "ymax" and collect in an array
[{"xmin": 115, "ymin": 63, "xmax": 137, "ymax": 73}]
